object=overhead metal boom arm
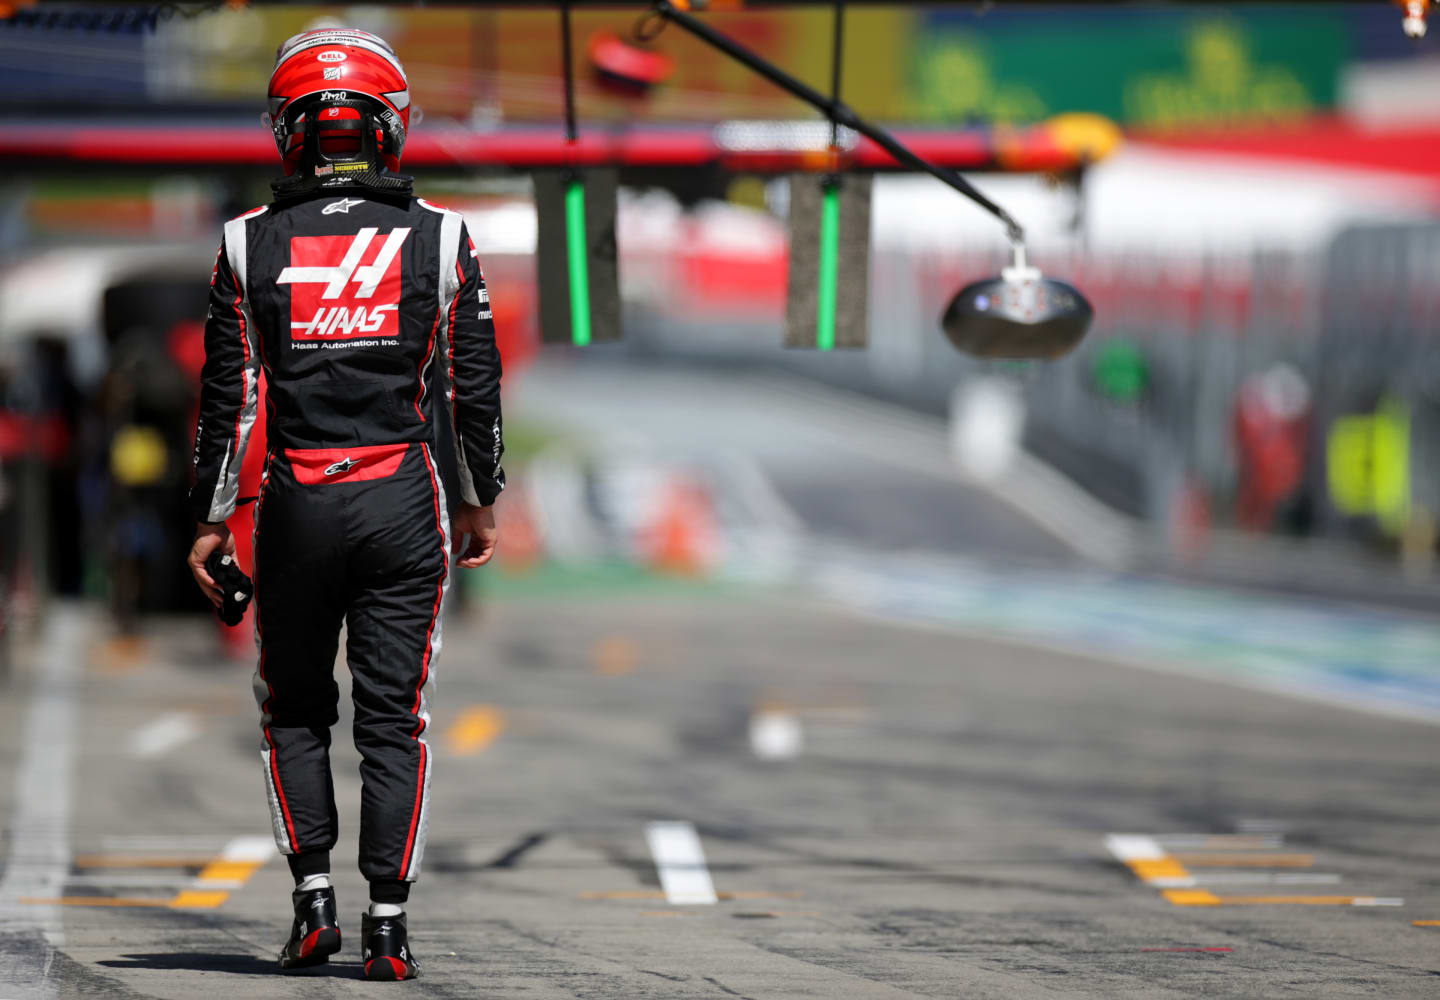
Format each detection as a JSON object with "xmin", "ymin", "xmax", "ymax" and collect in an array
[{"xmin": 650, "ymin": 0, "xmax": 1026, "ymax": 245}]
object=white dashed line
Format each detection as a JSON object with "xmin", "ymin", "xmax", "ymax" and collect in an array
[
  {"xmin": 1104, "ymin": 834, "xmax": 1167, "ymax": 862},
  {"xmin": 645, "ymin": 822, "xmax": 718, "ymax": 905},
  {"xmin": 216, "ymin": 836, "xmax": 275, "ymax": 864},
  {"xmin": 1187, "ymin": 873, "xmax": 1342, "ymax": 886},
  {"xmin": 0, "ymin": 605, "xmax": 89, "ymax": 992},
  {"xmin": 128, "ymin": 712, "xmax": 201, "ymax": 759}
]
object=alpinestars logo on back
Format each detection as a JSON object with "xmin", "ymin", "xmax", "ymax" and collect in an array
[
  {"xmin": 322, "ymin": 197, "xmax": 364, "ymax": 215},
  {"xmin": 278, "ymin": 227, "xmax": 410, "ymax": 342},
  {"xmin": 324, "ymin": 457, "xmax": 358, "ymax": 476}
]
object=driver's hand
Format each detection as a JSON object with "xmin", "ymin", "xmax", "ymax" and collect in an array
[
  {"xmin": 451, "ymin": 502, "xmax": 498, "ymax": 569},
  {"xmin": 188, "ymin": 522, "xmax": 236, "ymax": 608}
]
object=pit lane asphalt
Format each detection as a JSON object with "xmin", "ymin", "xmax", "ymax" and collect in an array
[{"xmin": 0, "ymin": 584, "xmax": 1438, "ymax": 999}]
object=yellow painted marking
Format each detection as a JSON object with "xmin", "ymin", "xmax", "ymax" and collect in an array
[
  {"xmin": 592, "ymin": 637, "xmax": 639, "ymax": 676},
  {"xmin": 446, "ymin": 705, "xmax": 506, "ymax": 755},
  {"xmin": 1120, "ymin": 833, "xmax": 1395, "ymax": 909},
  {"xmin": 94, "ymin": 636, "xmax": 147, "ymax": 675},
  {"xmin": 1412, "ymin": 920, "xmax": 1440, "ymax": 926},
  {"xmin": 51, "ymin": 838, "xmax": 272, "ymax": 911},
  {"xmin": 72, "ymin": 855, "xmax": 210, "ymax": 869},
  {"xmin": 1163, "ymin": 889, "xmax": 1222, "ymax": 906},
  {"xmin": 1128, "ymin": 858, "xmax": 1192, "ymax": 883},
  {"xmin": 1165, "ymin": 888, "xmax": 1392, "ymax": 907},
  {"xmin": 580, "ymin": 890, "xmax": 801, "ymax": 901},
  {"xmin": 1174, "ymin": 854, "xmax": 1315, "ymax": 868},
  {"xmin": 195, "ymin": 860, "xmax": 263, "ymax": 884},
  {"xmin": 20, "ymin": 896, "xmax": 170, "ymax": 908},
  {"xmin": 1163, "ymin": 893, "xmax": 1399, "ymax": 907}
]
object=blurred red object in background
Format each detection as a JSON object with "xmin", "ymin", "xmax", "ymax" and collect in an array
[{"xmin": 588, "ymin": 31, "xmax": 675, "ymax": 95}]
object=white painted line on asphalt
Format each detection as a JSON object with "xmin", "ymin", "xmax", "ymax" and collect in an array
[
  {"xmin": 749, "ymin": 709, "xmax": 803, "ymax": 760},
  {"xmin": 1105, "ymin": 834, "xmax": 1197, "ymax": 887},
  {"xmin": 219, "ymin": 836, "xmax": 276, "ymax": 863},
  {"xmin": 127, "ymin": 712, "xmax": 200, "ymax": 759},
  {"xmin": 1353, "ymin": 897, "xmax": 1405, "ymax": 906},
  {"xmin": 0, "ymin": 605, "xmax": 89, "ymax": 984},
  {"xmin": 1104, "ymin": 834, "xmax": 1167, "ymax": 861},
  {"xmin": 645, "ymin": 822, "xmax": 718, "ymax": 905}
]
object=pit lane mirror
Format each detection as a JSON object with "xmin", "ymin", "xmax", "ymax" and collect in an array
[{"xmin": 941, "ymin": 244, "xmax": 1094, "ymax": 360}]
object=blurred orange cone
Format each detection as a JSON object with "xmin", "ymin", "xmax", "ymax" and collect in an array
[{"xmin": 643, "ymin": 478, "xmax": 718, "ymax": 576}]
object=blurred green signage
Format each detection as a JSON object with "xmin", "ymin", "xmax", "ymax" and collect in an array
[
  {"xmin": 1091, "ymin": 340, "xmax": 1150, "ymax": 404},
  {"xmin": 908, "ymin": 10, "xmax": 1346, "ymax": 128}
]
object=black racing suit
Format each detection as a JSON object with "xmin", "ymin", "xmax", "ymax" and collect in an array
[{"xmin": 189, "ymin": 187, "xmax": 504, "ymax": 900}]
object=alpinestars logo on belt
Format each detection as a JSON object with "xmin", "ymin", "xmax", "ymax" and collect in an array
[
  {"xmin": 278, "ymin": 227, "xmax": 410, "ymax": 341},
  {"xmin": 324, "ymin": 458, "xmax": 359, "ymax": 476}
]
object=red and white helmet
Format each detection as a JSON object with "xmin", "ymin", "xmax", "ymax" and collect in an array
[{"xmin": 267, "ymin": 28, "xmax": 410, "ymax": 175}]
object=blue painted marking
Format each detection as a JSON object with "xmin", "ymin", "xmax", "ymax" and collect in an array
[{"xmin": 811, "ymin": 556, "xmax": 1440, "ymax": 722}]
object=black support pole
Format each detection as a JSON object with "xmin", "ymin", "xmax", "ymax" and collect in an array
[
  {"xmin": 828, "ymin": 0, "xmax": 844, "ymax": 152},
  {"xmin": 561, "ymin": 1, "xmax": 577, "ymax": 144},
  {"xmin": 652, "ymin": 0, "xmax": 1025, "ymax": 244}
]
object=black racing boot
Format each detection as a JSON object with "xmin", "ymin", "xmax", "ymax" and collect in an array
[
  {"xmin": 361, "ymin": 911, "xmax": 420, "ymax": 981},
  {"xmin": 277, "ymin": 886, "xmax": 342, "ymax": 970}
]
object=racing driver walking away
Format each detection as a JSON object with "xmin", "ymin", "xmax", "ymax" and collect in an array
[{"xmin": 185, "ymin": 28, "xmax": 503, "ymax": 981}]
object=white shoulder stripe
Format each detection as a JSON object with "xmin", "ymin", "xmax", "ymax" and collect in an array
[{"xmin": 207, "ymin": 210, "xmax": 264, "ymax": 524}]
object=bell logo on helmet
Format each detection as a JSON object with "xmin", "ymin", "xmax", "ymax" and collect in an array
[
  {"xmin": 317, "ymin": 50, "xmax": 347, "ymax": 62},
  {"xmin": 278, "ymin": 227, "xmax": 411, "ymax": 342}
]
